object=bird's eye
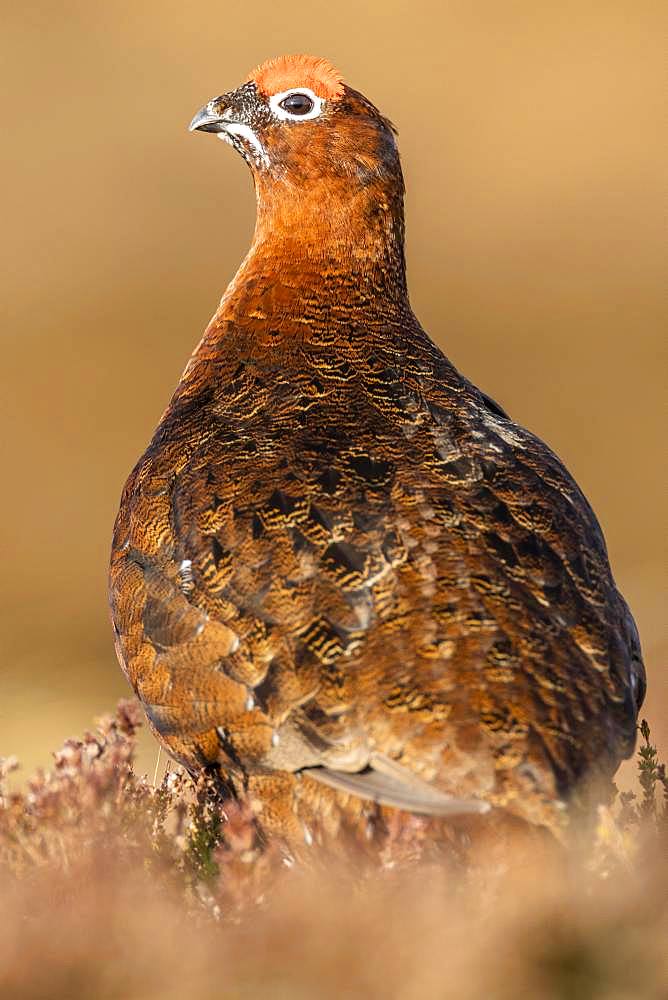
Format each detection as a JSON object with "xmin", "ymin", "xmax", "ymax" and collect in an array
[
  {"xmin": 278, "ymin": 92, "xmax": 315, "ymax": 116},
  {"xmin": 269, "ymin": 88, "xmax": 323, "ymax": 122}
]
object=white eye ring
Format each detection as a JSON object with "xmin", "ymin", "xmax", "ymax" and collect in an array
[{"xmin": 269, "ymin": 87, "xmax": 324, "ymax": 122}]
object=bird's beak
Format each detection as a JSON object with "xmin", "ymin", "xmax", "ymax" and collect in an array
[
  {"xmin": 188, "ymin": 93, "xmax": 269, "ymax": 168},
  {"xmin": 188, "ymin": 102, "xmax": 227, "ymax": 133}
]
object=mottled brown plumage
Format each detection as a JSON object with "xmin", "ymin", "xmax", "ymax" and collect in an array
[{"xmin": 109, "ymin": 56, "xmax": 644, "ymax": 848}]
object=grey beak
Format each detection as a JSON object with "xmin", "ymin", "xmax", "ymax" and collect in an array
[{"xmin": 188, "ymin": 104, "xmax": 227, "ymax": 133}]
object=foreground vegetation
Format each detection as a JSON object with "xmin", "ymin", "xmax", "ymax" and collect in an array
[{"xmin": 1, "ymin": 701, "xmax": 665, "ymax": 999}]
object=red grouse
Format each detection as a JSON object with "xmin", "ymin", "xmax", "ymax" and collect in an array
[{"xmin": 109, "ymin": 55, "xmax": 645, "ymax": 847}]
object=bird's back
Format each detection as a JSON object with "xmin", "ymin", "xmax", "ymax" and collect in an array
[{"xmin": 110, "ymin": 307, "xmax": 644, "ymax": 841}]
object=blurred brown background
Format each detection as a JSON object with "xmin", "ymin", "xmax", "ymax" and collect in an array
[{"xmin": 1, "ymin": 1, "xmax": 664, "ymax": 783}]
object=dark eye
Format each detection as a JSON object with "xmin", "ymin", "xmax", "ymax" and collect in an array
[{"xmin": 278, "ymin": 92, "xmax": 315, "ymax": 116}]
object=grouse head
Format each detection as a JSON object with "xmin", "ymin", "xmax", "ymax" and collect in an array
[
  {"xmin": 190, "ymin": 55, "xmax": 398, "ymax": 182},
  {"xmin": 189, "ymin": 55, "xmax": 405, "ymax": 271}
]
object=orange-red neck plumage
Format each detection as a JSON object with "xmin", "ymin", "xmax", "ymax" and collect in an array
[
  {"xmin": 250, "ymin": 168, "xmax": 406, "ymax": 286},
  {"xmin": 224, "ymin": 113, "xmax": 408, "ymax": 332},
  {"xmin": 204, "ymin": 175, "xmax": 409, "ymax": 358}
]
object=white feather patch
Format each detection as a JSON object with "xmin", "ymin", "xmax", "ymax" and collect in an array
[{"xmin": 218, "ymin": 122, "xmax": 269, "ymax": 167}]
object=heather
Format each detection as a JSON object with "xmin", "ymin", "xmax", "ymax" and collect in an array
[{"xmin": 0, "ymin": 702, "xmax": 665, "ymax": 999}]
